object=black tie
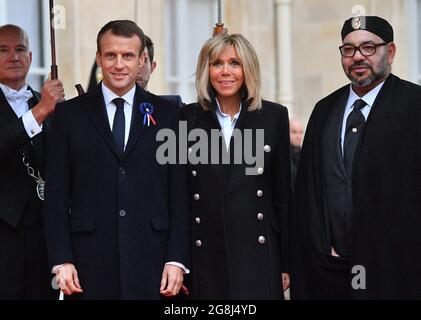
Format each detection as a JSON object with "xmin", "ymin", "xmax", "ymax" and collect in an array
[
  {"xmin": 343, "ymin": 99, "xmax": 366, "ymax": 176},
  {"xmin": 112, "ymin": 98, "xmax": 125, "ymax": 154}
]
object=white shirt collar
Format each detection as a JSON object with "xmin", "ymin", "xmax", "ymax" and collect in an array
[
  {"xmin": 0, "ymin": 83, "xmax": 30, "ymax": 95},
  {"xmin": 347, "ymin": 81, "xmax": 385, "ymax": 110},
  {"xmin": 215, "ymin": 98, "xmax": 242, "ymax": 121},
  {"xmin": 101, "ymin": 82, "xmax": 136, "ymax": 107}
]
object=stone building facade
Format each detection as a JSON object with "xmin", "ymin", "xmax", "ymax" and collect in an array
[{"xmin": 1, "ymin": 0, "xmax": 419, "ymax": 125}]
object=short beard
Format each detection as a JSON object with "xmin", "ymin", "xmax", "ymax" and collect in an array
[{"xmin": 346, "ymin": 52, "xmax": 390, "ymax": 88}]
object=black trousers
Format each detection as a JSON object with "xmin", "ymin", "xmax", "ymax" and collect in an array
[{"xmin": 0, "ymin": 218, "xmax": 58, "ymax": 300}]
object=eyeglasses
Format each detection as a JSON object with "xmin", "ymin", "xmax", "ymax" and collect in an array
[{"xmin": 339, "ymin": 43, "xmax": 389, "ymax": 57}]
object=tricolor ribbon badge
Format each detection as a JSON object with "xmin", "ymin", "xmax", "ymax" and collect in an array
[{"xmin": 139, "ymin": 102, "xmax": 157, "ymax": 127}]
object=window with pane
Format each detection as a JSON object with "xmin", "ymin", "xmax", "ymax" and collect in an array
[
  {"xmin": 165, "ymin": 0, "xmax": 218, "ymax": 103},
  {"xmin": 0, "ymin": 0, "xmax": 50, "ymax": 91},
  {"xmin": 417, "ymin": 0, "xmax": 421, "ymax": 84},
  {"xmin": 407, "ymin": 0, "xmax": 421, "ymax": 84}
]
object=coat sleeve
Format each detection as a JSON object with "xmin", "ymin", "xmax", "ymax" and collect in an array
[
  {"xmin": 272, "ymin": 107, "xmax": 292, "ymax": 273},
  {"xmin": 43, "ymin": 102, "xmax": 75, "ymax": 269},
  {"xmin": 165, "ymin": 105, "xmax": 190, "ymax": 268}
]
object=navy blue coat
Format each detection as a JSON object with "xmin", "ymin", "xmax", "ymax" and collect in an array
[
  {"xmin": 159, "ymin": 95, "xmax": 184, "ymax": 108},
  {"xmin": 44, "ymin": 84, "xmax": 189, "ymax": 300}
]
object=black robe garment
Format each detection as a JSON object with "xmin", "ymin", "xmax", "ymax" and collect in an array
[{"xmin": 291, "ymin": 74, "xmax": 421, "ymax": 299}]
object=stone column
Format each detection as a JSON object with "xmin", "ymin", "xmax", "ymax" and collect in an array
[{"xmin": 275, "ymin": 0, "xmax": 294, "ymax": 113}]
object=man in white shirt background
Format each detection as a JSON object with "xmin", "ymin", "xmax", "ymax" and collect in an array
[{"xmin": 0, "ymin": 24, "xmax": 64, "ymax": 299}]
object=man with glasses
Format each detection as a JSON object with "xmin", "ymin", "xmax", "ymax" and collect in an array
[{"xmin": 290, "ymin": 16, "xmax": 421, "ymax": 299}]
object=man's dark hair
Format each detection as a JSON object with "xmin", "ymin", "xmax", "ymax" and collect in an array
[
  {"xmin": 144, "ymin": 35, "xmax": 154, "ymax": 66},
  {"xmin": 97, "ymin": 20, "xmax": 145, "ymax": 55}
]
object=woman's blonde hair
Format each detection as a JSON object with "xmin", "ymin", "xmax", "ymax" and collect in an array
[{"xmin": 196, "ymin": 33, "xmax": 262, "ymax": 111}]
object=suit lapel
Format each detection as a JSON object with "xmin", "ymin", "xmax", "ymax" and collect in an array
[
  {"xmin": 209, "ymin": 108, "xmax": 222, "ymax": 130},
  {"xmin": 335, "ymin": 91, "xmax": 350, "ymax": 178},
  {"xmin": 84, "ymin": 85, "xmax": 122, "ymax": 159},
  {"xmin": 233, "ymin": 100, "xmax": 248, "ymax": 132},
  {"xmin": 0, "ymin": 88, "xmax": 18, "ymax": 125},
  {"xmin": 0, "ymin": 86, "xmax": 41, "ymax": 124},
  {"xmin": 324, "ymin": 88, "xmax": 350, "ymax": 179},
  {"xmin": 189, "ymin": 105, "xmax": 227, "ymax": 180},
  {"xmin": 202, "ymin": 104, "xmax": 233, "ymax": 188},
  {"xmin": 123, "ymin": 86, "xmax": 148, "ymax": 160},
  {"xmin": 0, "ymin": 86, "xmax": 45, "ymax": 170}
]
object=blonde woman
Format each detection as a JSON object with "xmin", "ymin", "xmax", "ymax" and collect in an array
[{"xmin": 181, "ymin": 34, "xmax": 291, "ymax": 299}]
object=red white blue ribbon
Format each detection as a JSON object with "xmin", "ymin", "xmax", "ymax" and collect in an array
[{"xmin": 139, "ymin": 102, "xmax": 157, "ymax": 127}]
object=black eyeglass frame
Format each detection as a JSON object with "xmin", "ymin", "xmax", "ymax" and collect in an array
[{"xmin": 339, "ymin": 42, "xmax": 389, "ymax": 57}]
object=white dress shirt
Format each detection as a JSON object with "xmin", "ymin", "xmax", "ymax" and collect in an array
[
  {"xmin": 101, "ymin": 83, "xmax": 135, "ymax": 150},
  {"xmin": 340, "ymin": 81, "xmax": 385, "ymax": 155},
  {"xmin": 215, "ymin": 98, "xmax": 242, "ymax": 151},
  {"xmin": 0, "ymin": 83, "xmax": 42, "ymax": 138}
]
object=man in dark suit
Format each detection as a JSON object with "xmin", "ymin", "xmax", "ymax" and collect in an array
[
  {"xmin": 44, "ymin": 20, "xmax": 189, "ymax": 300},
  {"xmin": 0, "ymin": 24, "xmax": 64, "ymax": 299},
  {"xmin": 137, "ymin": 34, "xmax": 183, "ymax": 107},
  {"xmin": 291, "ymin": 16, "xmax": 421, "ymax": 299}
]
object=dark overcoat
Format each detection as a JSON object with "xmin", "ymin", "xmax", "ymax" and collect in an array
[
  {"xmin": 44, "ymin": 84, "xmax": 189, "ymax": 300},
  {"xmin": 182, "ymin": 100, "xmax": 291, "ymax": 299}
]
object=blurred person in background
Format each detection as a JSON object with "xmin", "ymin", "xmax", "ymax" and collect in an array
[{"xmin": 136, "ymin": 34, "xmax": 183, "ymax": 107}]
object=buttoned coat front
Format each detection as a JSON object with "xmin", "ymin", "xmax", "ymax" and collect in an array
[
  {"xmin": 181, "ymin": 101, "xmax": 291, "ymax": 299},
  {"xmin": 44, "ymin": 85, "xmax": 189, "ymax": 300}
]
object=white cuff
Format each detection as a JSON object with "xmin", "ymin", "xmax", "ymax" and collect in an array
[
  {"xmin": 165, "ymin": 262, "xmax": 190, "ymax": 275},
  {"xmin": 22, "ymin": 110, "xmax": 42, "ymax": 138},
  {"xmin": 51, "ymin": 264, "xmax": 65, "ymax": 274}
]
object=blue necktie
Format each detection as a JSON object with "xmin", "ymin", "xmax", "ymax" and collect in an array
[
  {"xmin": 112, "ymin": 98, "xmax": 125, "ymax": 154},
  {"xmin": 343, "ymin": 99, "xmax": 366, "ymax": 176}
]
